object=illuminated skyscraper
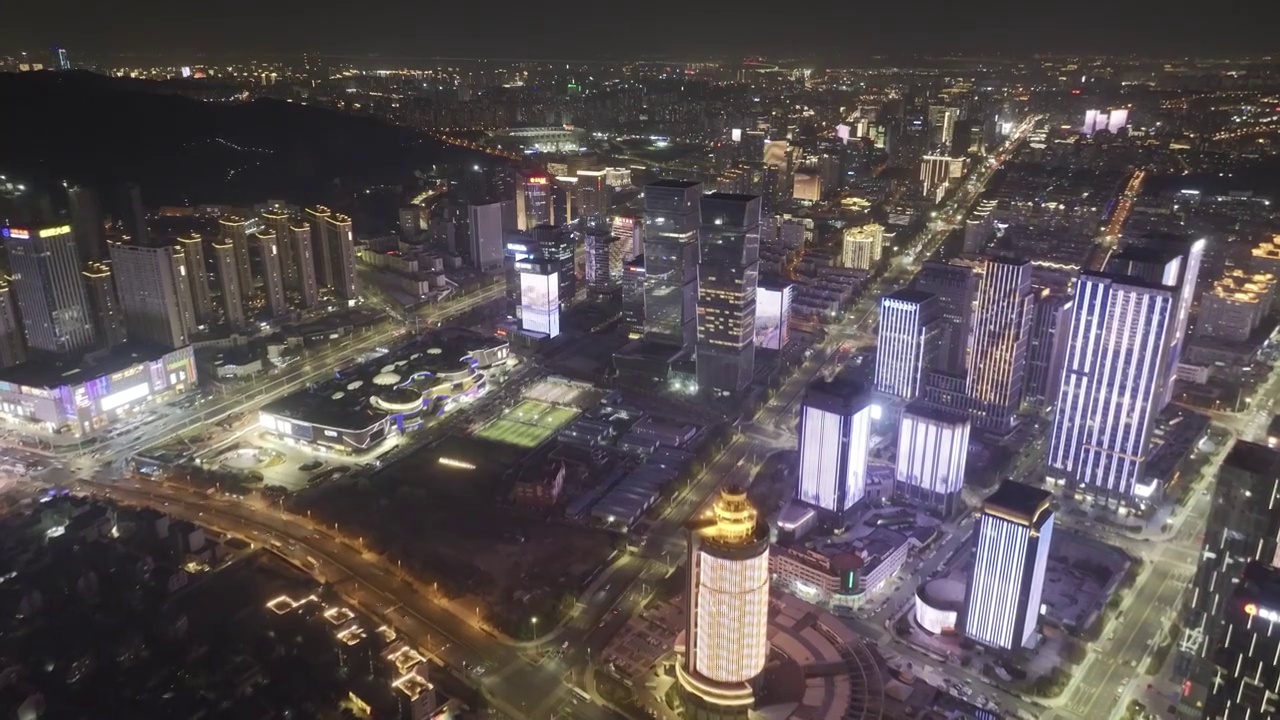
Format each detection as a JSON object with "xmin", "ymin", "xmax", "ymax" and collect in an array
[
  {"xmin": 516, "ymin": 259, "xmax": 561, "ymax": 339},
  {"xmin": 468, "ymin": 200, "xmax": 513, "ymax": 272},
  {"xmin": 678, "ymin": 487, "xmax": 770, "ymax": 719},
  {"xmin": 1023, "ymin": 289, "xmax": 1072, "ymax": 410},
  {"xmin": 842, "ymin": 223, "xmax": 883, "ymax": 270},
  {"xmin": 81, "ymin": 262, "xmax": 127, "ymax": 349},
  {"xmin": 217, "ymin": 217, "xmax": 254, "ymax": 300},
  {"xmin": 1181, "ymin": 442, "xmax": 1280, "ymax": 714},
  {"xmin": 1105, "ymin": 239, "xmax": 1203, "ymax": 408},
  {"xmin": 696, "ymin": 193, "xmax": 760, "ymax": 396},
  {"xmin": 875, "ymin": 289, "xmax": 941, "ymax": 400},
  {"xmin": 1198, "ymin": 562, "xmax": 1280, "ymax": 720},
  {"xmin": 4, "ymin": 224, "xmax": 96, "ymax": 355},
  {"xmin": 962, "ymin": 480, "xmax": 1053, "ymax": 650},
  {"xmin": 253, "ymin": 231, "xmax": 288, "ymax": 318},
  {"xmin": 212, "ymin": 240, "xmax": 246, "ymax": 329},
  {"xmin": 643, "ymin": 180, "xmax": 702, "ymax": 350},
  {"xmin": 0, "ymin": 280, "xmax": 26, "ymax": 368},
  {"xmin": 797, "ymin": 377, "xmax": 872, "ymax": 516},
  {"xmin": 584, "ymin": 227, "xmax": 625, "ymax": 301},
  {"xmin": 914, "ymin": 259, "xmax": 976, "ymax": 374},
  {"xmin": 287, "ymin": 223, "xmax": 319, "ymax": 309},
  {"xmin": 962, "ymin": 256, "xmax": 1033, "ymax": 433},
  {"xmin": 621, "ymin": 257, "xmax": 646, "ymax": 339},
  {"xmin": 1047, "ymin": 272, "xmax": 1176, "ymax": 502},
  {"xmin": 575, "ymin": 169, "xmax": 611, "ymax": 219},
  {"xmin": 108, "ymin": 243, "xmax": 196, "ymax": 349},
  {"xmin": 895, "ymin": 403, "xmax": 970, "ymax": 516},
  {"xmin": 611, "ymin": 214, "xmax": 642, "ymax": 260},
  {"xmin": 177, "ymin": 233, "xmax": 215, "ymax": 325},
  {"xmin": 755, "ymin": 280, "xmax": 792, "ymax": 351},
  {"xmin": 516, "ymin": 172, "xmax": 552, "ymax": 230}
]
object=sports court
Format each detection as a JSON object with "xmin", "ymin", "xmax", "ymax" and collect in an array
[
  {"xmin": 475, "ymin": 399, "xmax": 579, "ymax": 448},
  {"xmin": 522, "ymin": 377, "xmax": 599, "ymax": 409}
]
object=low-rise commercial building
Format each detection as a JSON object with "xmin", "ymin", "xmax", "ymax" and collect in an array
[{"xmin": 0, "ymin": 343, "xmax": 196, "ymax": 435}]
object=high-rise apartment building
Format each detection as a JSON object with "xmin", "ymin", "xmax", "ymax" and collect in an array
[
  {"xmin": 1181, "ymin": 442, "xmax": 1280, "ymax": 714},
  {"xmin": 797, "ymin": 377, "xmax": 872, "ymax": 516},
  {"xmin": 253, "ymin": 231, "xmax": 288, "ymax": 318},
  {"xmin": 305, "ymin": 206, "xmax": 335, "ymax": 289},
  {"xmin": 962, "ymin": 480, "xmax": 1053, "ymax": 650},
  {"xmin": 468, "ymin": 200, "xmax": 512, "ymax": 272},
  {"xmin": 643, "ymin": 180, "xmax": 702, "ymax": 350},
  {"xmin": 876, "ymin": 289, "xmax": 941, "ymax": 400},
  {"xmin": 678, "ymin": 487, "xmax": 770, "ymax": 719},
  {"xmin": 107, "ymin": 243, "xmax": 196, "ymax": 349},
  {"xmin": 842, "ymin": 223, "xmax": 884, "ymax": 270},
  {"xmin": 895, "ymin": 403, "xmax": 970, "ymax": 516},
  {"xmin": 287, "ymin": 223, "xmax": 319, "ymax": 309},
  {"xmin": 914, "ymin": 260, "xmax": 977, "ymax": 374},
  {"xmin": 217, "ymin": 217, "xmax": 254, "ymax": 301},
  {"xmin": 4, "ymin": 224, "xmax": 96, "ymax": 355},
  {"xmin": 1024, "ymin": 290, "xmax": 1073, "ymax": 410},
  {"xmin": 260, "ymin": 209, "xmax": 296, "ymax": 292},
  {"xmin": 325, "ymin": 213, "xmax": 359, "ymax": 301},
  {"xmin": 176, "ymin": 233, "xmax": 214, "ymax": 325},
  {"xmin": 1047, "ymin": 271, "xmax": 1176, "ymax": 502},
  {"xmin": 696, "ymin": 193, "xmax": 760, "ymax": 396},
  {"xmin": 81, "ymin": 262, "xmax": 127, "ymax": 349},
  {"xmin": 212, "ymin": 240, "xmax": 246, "ymax": 329},
  {"xmin": 621, "ymin": 257, "xmax": 646, "ymax": 340}
]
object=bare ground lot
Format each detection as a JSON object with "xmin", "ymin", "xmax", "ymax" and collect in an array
[{"xmin": 300, "ymin": 433, "xmax": 617, "ymax": 636}]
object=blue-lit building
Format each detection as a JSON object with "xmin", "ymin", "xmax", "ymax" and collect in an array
[{"xmin": 961, "ymin": 480, "xmax": 1053, "ymax": 650}]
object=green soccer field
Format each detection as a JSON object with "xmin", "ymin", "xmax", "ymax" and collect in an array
[{"xmin": 474, "ymin": 400, "xmax": 579, "ymax": 448}]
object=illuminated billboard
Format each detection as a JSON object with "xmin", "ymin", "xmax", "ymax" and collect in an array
[
  {"xmin": 519, "ymin": 270, "xmax": 560, "ymax": 338},
  {"xmin": 755, "ymin": 285, "xmax": 791, "ymax": 350}
]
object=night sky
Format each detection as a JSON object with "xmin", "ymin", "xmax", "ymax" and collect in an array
[{"xmin": 6, "ymin": 0, "xmax": 1278, "ymax": 60}]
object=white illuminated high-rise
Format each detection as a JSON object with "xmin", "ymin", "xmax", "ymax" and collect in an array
[
  {"xmin": 895, "ymin": 403, "xmax": 970, "ymax": 516},
  {"xmin": 842, "ymin": 223, "xmax": 883, "ymax": 270},
  {"xmin": 876, "ymin": 289, "xmax": 940, "ymax": 399},
  {"xmin": 797, "ymin": 377, "xmax": 872, "ymax": 516},
  {"xmin": 962, "ymin": 480, "xmax": 1053, "ymax": 650},
  {"xmin": 679, "ymin": 487, "xmax": 770, "ymax": 719},
  {"xmin": 1047, "ymin": 271, "xmax": 1176, "ymax": 502}
]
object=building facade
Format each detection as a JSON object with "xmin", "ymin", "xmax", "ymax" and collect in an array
[
  {"xmin": 875, "ymin": 289, "xmax": 940, "ymax": 400},
  {"xmin": 961, "ymin": 480, "xmax": 1053, "ymax": 650},
  {"xmin": 82, "ymin": 262, "xmax": 128, "ymax": 349},
  {"xmin": 679, "ymin": 487, "xmax": 770, "ymax": 718},
  {"xmin": 217, "ymin": 217, "xmax": 254, "ymax": 302},
  {"xmin": 914, "ymin": 260, "xmax": 977, "ymax": 374},
  {"xmin": 212, "ymin": 240, "xmax": 246, "ymax": 330},
  {"xmin": 1047, "ymin": 272, "xmax": 1175, "ymax": 503},
  {"xmin": 1023, "ymin": 290, "xmax": 1072, "ymax": 410},
  {"xmin": 107, "ymin": 243, "xmax": 197, "ymax": 349},
  {"xmin": 643, "ymin": 180, "xmax": 703, "ymax": 350},
  {"xmin": 176, "ymin": 233, "xmax": 215, "ymax": 324},
  {"xmin": 895, "ymin": 403, "xmax": 970, "ymax": 516},
  {"xmin": 4, "ymin": 224, "xmax": 96, "ymax": 355},
  {"xmin": 842, "ymin": 223, "xmax": 884, "ymax": 270},
  {"xmin": 696, "ymin": 193, "xmax": 760, "ymax": 396},
  {"xmin": 797, "ymin": 378, "xmax": 872, "ymax": 516}
]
